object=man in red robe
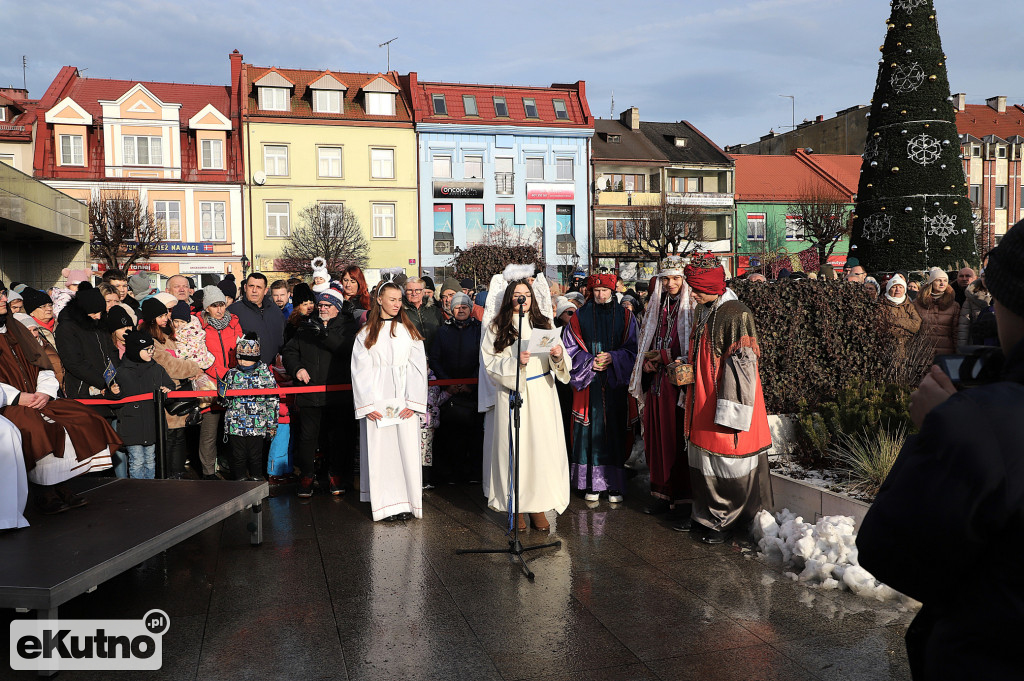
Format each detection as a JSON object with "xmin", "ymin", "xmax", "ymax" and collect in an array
[{"xmin": 682, "ymin": 252, "xmax": 773, "ymax": 544}]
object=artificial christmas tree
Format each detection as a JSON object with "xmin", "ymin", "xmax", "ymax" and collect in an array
[{"xmin": 850, "ymin": 0, "xmax": 977, "ymax": 272}]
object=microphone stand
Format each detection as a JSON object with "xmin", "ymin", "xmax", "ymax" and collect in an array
[{"xmin": 457, "ymin": 297, "xmax": 561, "ymax": 580}]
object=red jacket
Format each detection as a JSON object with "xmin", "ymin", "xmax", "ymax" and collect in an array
[{"xmin": 200, "ymin": 313, "xmax": 244, "ymax": 381}]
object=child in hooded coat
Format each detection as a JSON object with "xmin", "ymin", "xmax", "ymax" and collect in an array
[{"xmin": 113, "ymin": 330, "xmax": 174, "ymax": 479}]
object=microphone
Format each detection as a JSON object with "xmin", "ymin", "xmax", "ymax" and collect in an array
[{"xmin": 516, "ymin": 295, "xmax": 527, "ymax": 306}]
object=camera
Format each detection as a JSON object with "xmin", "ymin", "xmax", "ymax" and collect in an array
[{"xmin": 935, "ymin": 347, "xmax": 1004, "ymax": 389}]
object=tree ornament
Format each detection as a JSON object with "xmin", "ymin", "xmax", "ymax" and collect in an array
[
  {"xmin": 943, "ymin": 245, "xmax": 951, "ymax": 251},
  {"xmin": 881, "ymin": 102, "xmax": 889, "ymax": 109},
  {"xmin": 871, "ymin": 161, "xmax": 879, "ymax": 167},
  {"xmin": 893, "ymin": 0, "xmax": 927, "ymax": 12},
  {"xmin": 924, "ymin": 210, "xmax": 958, "ymax": 242},
  {"xmin": 901, "ymin": 110, "xmax": 908, "ymax": 115},
  {"xmin": 908, "ymin": 134, "xmax": 941, "ymax": 165},
  {"xmin": 888, "ymin": 238, "xmax": 895, "ymax": 243},
  {"xmin": 906, "ymin": 49, "xmax": 913, "ymax": 54},
  {"xmin": 892, "ymin": 166, "xmax": 900, "ymax": 172},
  {"xmin": 905, "ymin": 206, "xmax": 913, "ymax": 212},
  {"xmin": 942, "ymin": 139, "xmax": 950, "ymax": 146},
  {"xmin": 862, "ymin": 213, "xmax": 894, "ymax": 243},
  {"xmin": 890, "ymin": 63, "xmax": 925, "ymax": 93}
]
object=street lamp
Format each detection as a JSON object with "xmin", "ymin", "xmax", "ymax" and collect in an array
[{"xmin": 240, "ymin": 254, "xmax": 250, "ymax": 278}]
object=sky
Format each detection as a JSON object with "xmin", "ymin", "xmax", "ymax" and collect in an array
[{"xmin": 3, "ymin": 0, "xmax": 1023, "ymax": 148}]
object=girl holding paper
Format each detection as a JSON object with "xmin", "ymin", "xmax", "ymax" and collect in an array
[
  {"xmin": 351, "ymin": 282, "xmax": 428, "ymax": 521},
  {"xmin": 481, "ymin": 273, "xmax": 571, "ymax": 531}
]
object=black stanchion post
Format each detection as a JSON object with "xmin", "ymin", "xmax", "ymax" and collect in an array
[{"xmin": 154, "ymin": 389, "xmax": 167, "ymax": 479}]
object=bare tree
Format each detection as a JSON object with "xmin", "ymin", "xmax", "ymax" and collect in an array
[
  {"xmin": 277, "ymin": 204, "xmax": 370, "ymax": 275},
  {"xmin": 89, "ymin": 188, "xmax": 161, "ymax": 271},
  {"xmin": 787, "ymin": 183, "xmax": 853, "ymax": 267},
  {"xmin": 449, "ymin": 218, "xmax": 545, "ymax": 284},
  {"xmin": 618, "ymin": 202, "xmax": 706, "ymax": 261}
]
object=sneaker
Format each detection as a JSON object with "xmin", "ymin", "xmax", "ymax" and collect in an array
[
  {"xmin": 607, "ymin": 490, "xmax": 623, "ymax": 503},
  {"xmin": 329, "ymin": 475, "xmax": 346, "ymax": 496},
  {"xmin": 584, "ymin": 490, "xmax": 600, "ymax": 502},
  {"xmin": 297, "ymin": 477, "xmax": 314, "ymax": 498},
  {"xmin": 699, "ymin": 528, "xmax": 731, "ymax": 544}
]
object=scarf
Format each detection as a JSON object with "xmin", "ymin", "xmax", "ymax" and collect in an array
[
  {"xmin": 204, "ymin": 311, "xmax": 232, "ymax": 331},
  {"xmin": 36, "ymin": 315, "xmax": 56, "ymax": 332},
  {"xmin": 886, "ymin": 293, "xmax": 907, "ymax": 305}
]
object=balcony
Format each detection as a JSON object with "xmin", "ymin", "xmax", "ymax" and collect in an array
[
  {"xmin": 596, "ymin": 191, "xmax": 661, "ymax": 207},
  {"xmin": 666, "ymin": 192, "xmax": 734, "ymax": 208}
]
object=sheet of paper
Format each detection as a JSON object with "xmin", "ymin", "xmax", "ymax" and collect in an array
[
  {"xmin": 374, "ymin": 398, "xmax": 406, "ymax": 428},
  {"xmin": 526, "ymin": 328, "xmax": 562, "ymax": 355},
  {"xmin": 103, "ymin": 360, "xmax": 117, "ymax": 387}
]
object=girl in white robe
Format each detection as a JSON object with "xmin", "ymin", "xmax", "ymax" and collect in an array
[
  {"xmin": 351, "ymin": 282, "xmax": 429, "ymax": 521},
  {"xmin": 482, "ymin": 279, "xmax": 571, "ymax": 530}
]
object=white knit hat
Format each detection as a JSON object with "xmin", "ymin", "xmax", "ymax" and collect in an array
[
  {"xmin": 311, "ymin": 257, "xmax": 330, "ymax": 293},
  {"xmin": 926, "ymin": 267, "xmax": 948, "ymax": 285}
]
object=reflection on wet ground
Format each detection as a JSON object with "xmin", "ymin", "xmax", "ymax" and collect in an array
[{"xmin": 2, "ymin": 475, "xmax": 914, "ymax": 680}]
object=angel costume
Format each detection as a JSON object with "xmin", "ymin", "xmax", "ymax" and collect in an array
[
  {"xmin": 352, "ymin": 319, "xmax": 429, "ymax": 521},
  {"xmin": 0, "ymin": 388, "xmax": 28, "ymax": 529},
  {"xmin": 480, "ymin": 265, "xmax": 570, "ymax": 516}
]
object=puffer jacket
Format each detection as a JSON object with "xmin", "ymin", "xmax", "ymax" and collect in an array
[
  {"xmin": 281, "ymin": 308, "xmax": 359, "ymax": 408},
  {"xmin": 54, "ymin": 303, "xmax": 119, "ymax": 405},
  {"xmin": 958, "ymin": 279, "xmax": 993, "ymax": 351},
  {"xmin": 913, "ymin": 286, "xmax": 960, "ymax": 357},
  {"xmin": 879, "ymin": 297, "xmax": 922, "ymax": 344},
  {"xmin": 151, "ymin": 334, "xmax": 201, "ymax": 428},
  {"xmin": 223, "ymin": 363, "xmax": 279, "ymax": 437},
  {"xmin": 200, "ymin": 312, "xmax": 244, "ymax": 381}
]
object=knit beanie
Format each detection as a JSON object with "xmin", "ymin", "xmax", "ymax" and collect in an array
[
  {"xmin": 63, "ymin": 268, "xmax": 90, "ymax": 286},
  {"xmin": 153, "ymin": 292, "xmax": 177, "ymax": 308},
  {"xmin": 422, "ymin": 276, "xmax": 435, "ymax": 293},
  {"xmin": 6, "ymin": 290, "xmax": 21, "ymax": 304},
  {"xmin": 76, "ymin": 287, "xmax": 106, "ymax": 315},
  {"xmin": 170, "ymin": 300, "xmax": 192, "ymax": 322},
  {"xmin": 317, "ymin": 288, "xmax": 346, "ymax": 314},
  {"xmin": 864, "ymin": 276, "xmax": 880, "ymax": 294},
  {"xmin": 291, "ymin": 282, "xmax": 314, "ymax": 308},
  {"xmin": 311, "ymin": 258, "xmax": 330, "ymax": 293},
  {"xmin": 926, "ymin": 267, "xmax": 948, "ymax": 285},
  {"xmin": 201, "ymin": 285, "xmax": 226, "ymax": 308},
  {"xmin": 128, "ymin": 273, "xmax": 152, "ymax": 298},
  {"xmin": 554, "ymin": 296, "xmax": 575, "ymax": 319},
  {"xmin": 22, "ymin": 288, "xmax": 52, "ymax": 315},
  {"xmin": 235, "ymin": 332, "xmax": 261, "ymax": 362},
  {"xmin": 141, "ymin": 297, "xmax": 169, "ymax": 323},
  {"xmin": 884, "ymin": 274, "xmax": 907, "ymax": 305},
  {"xmin": 124, "ymin": 330, "xmax": 155, "ymax": 362},
  {"xmin": 13, "ymin": 312, "xmax": 38, "ymax": 329},
  {"xmin": 441, "ymin": 277, "xmax": 462, "ymax": 295},
  {"xmin": 12, "ymin": 283, "xmax": 27, "ymax": 294},
  {"xmin": 460, "ymin": 278, "xmax": 475, "ymax": 290},
  {"xmin": 451, "ymin": 292, "xmax": 472, "ymax": 309},
  {"xmin": 217, "ymin": 273, "xmax": 237, "ymax": 300},
  {"xmin": 986, "ymin": 218, "xmax": 1024, "ymax": 318},
  {"xmin": 106, "ymin": 303, "xmax": 135, "ymax": 332}
]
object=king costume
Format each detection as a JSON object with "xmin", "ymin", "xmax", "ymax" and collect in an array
[
  {"xmin": 684, "ymin": 253, "xmax": 773, "ymax": 541},
  {"xmin": 563, "ymin": 273, "xmax": 638, "ymax": 498}
]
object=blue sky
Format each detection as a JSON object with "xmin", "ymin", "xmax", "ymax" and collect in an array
[{"xmin": 4, "ymin": 0, "xmax": 1021, "ymax": 148}]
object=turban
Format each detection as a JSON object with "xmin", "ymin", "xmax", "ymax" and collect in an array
[
  {"xmin": 684, "ymin": 252, "xmax": 726, "ymax": 296},
  {"xmin": 586, "ymin": 273, "xmax": 617, "ymax": 291}
]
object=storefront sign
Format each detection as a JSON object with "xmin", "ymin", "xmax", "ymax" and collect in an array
[
  {"xmin": 526, "ymin": 183, "xmax": 574, "ymax": 201},
  {"xmin": 181, "ymin": 263, "xmax": 223, "ymax": 274},
  {"xmin": 433, "ymin": 181, "xmax": 484, "ymax": 199},
  {"xmin": 96, "ymin": 262, "xmax": 159, "ymax": 272},
  {"xmin": 123, "ymin": 241, "xmax": 214, "ymax": 255}
]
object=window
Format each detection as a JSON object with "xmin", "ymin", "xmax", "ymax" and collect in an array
[
  {"xmin": 371, "ymin": 148, "xmax": 395, "ymax": 179},
  {"xmin": 998, "ymin": 145, "xmax": 1008, "ymax": 159},
  {"xmin": 607, "ymin": 134, "xmax": 621, "ymax": 144},
  {"xmin": 464, "ymin": 155, "xmax": 483, "ymax": 179},
  {"xmin": 522, "ymin": 97, "xmax": 538, "ymax": 118},
  {"xmin": 971, "ymin": 144, "xmax": 981, "ymax": 157},
  {"xmin": 365, "ymin": 92, "xmax": 395, "ymax": 116},
  {"xmin": 996, "ymin": 185, "xmax": 1008, "ymax": 209},
  {"xmin": 605, "ymin": 174, "xmax": 645, "ymax": 192},
  {"xmin": 970, "ymin": 184, "xmax": 981, "ymax": 205},
  {"xmin": 200, "ymin": 139, "xmax": 223, "ymax": 170},
  {"xmin": 313, "ymin": 90, "xmax": 342, "ymax": 114},
  {"xmin": 493, "ymin": 96, "xmax": 508, "ymax": 117},
  {"xmin": 264, "ymin": 145, "xmax": 288, "ymax": 176},
  {"xmin": 605, "ymin": 219, "xmax": 643, "ymax": 239},
  {"xmin": 318, "ymin": 147, "xmax": 342, "ymax": 177},
  {"xmin": 266, "ymin": 202, "xmax": 290, "ymax": 237},
  {"xmin": 60, "ymin": 134, "xmax": 84, "ymax": 165},
  {"xmin": 526, "ymin": 157, "xmax": 544, "ymax": 181},
  {"xmin": 555, "ymin": 158, "xmax": 573, "ymax": 181},
  {"xmin": 671, "ymin": 176, "xmax": 700, "ymax": 193},
  {"xmin": 372, "ymin": 203, "xmax": 396, "ymax": 238},
  {"xmin": 259, "ymin": 87, "xmax": 290, "ymax": 111},
  {"xmin": 785, "ymin": 214, "xmax": 804, "ymax": 241},
  {"xmin": 674, "ymin": 137, "xmax": 688, "ymax": 147},
  {"xmin": 746, "ymin": 212, "xmax": 766, "ymax": 241},
  {"xmin": 0, "ymin": 108, "xmax": 6, "ymax": 122},
  {"xmin": 432, "ymin": 155, "xmax": 452, "ymax": 178},
  {"xmin": 552, "ymin": 99, "xmax": 569, "ymax": 120},
  {"xmin": 463, "ymin": 95, "xmax": 478, "ymax": 116},
  {"xmin": 154, "ymin": 201, "xmax": 181, "ymax": 241},
  {"xmin": 495, "ymin": 157, "xmax": 513, "ymax": 194},
  {"xmin": 432, "ymin": 94, "xmax": 447, "ymax": 115},
  {"xmin": 123, "ymin": 136, "xmax": 163, "ymax": 166},
  {"xmin": 200, "ymin": 201, "xmax": 226, "ymax": 240}
]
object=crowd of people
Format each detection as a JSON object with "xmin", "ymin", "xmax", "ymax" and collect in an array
[{"xmin": 0, "ymin": 243, "xmax": 1000, "ymax": 544}]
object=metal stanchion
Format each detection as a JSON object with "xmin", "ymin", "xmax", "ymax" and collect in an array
[{"xmin": 154, "ymin": 389, "xmax": 167, "ymax": 479}]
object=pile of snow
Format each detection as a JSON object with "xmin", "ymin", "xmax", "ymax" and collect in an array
[{"xmin": 753, "ymin": 508, "xmax": 917, "ymax": 606}]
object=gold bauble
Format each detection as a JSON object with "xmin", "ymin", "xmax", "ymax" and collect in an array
[
  {"xmin": 888, "ymin": 238, "xmax": 895, "ymax": 244},
  {"xmin": 906, "ymin": 23, "xmax": 912, "ymax": 28},
  {"xmin": 925, "ymin": 123, "xmax": 930, "ymax": 128},
  {"xmin": 929, "ymin": 75, "xmax": 937, "ymax": 81},
  {"xmin": 892, "ymin": 167, "xmax": 900, "ymax": 172},
  {"xmin": 943, "ymin": 245, "xmax": 951, "ymax": 252}
]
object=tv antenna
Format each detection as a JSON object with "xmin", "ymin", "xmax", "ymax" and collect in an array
[
  {"xmin": 610, "ymin": 90, "xmax": 614, "ymax": 118},
  {"xmin": 378, "ymin": 37, "xmax": 398, "ymax": 72},
  {"xmin": 22, "ymin": 56, "xmax": 27, "ymax": 90}
]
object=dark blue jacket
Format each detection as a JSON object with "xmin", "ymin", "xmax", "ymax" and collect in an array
[
  {"xmin": 112, "ymin": 358, "xmax": 175, "ymax": 446},
  {"xmin": 429, "ymin": 317, "xmax": 480, "ymax": 383},
  {"xmin": 228, "ymin": 294, "xmax": 286, "ymax": 364}
]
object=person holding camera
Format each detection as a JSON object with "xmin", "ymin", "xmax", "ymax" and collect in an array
[{"xmin": 858, "ymin": 219, "xmax": 1024, "ymax": 680}]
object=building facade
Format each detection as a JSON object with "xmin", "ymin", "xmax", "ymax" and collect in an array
[
  {"xmin": 33, "ymin": 64, "xmax": 245, "ymax": 287},
  {"xmin": 240, "ymin": 57, "xmax": 418, "ymax": 282},
  {"xmin": 0, "ymin": 87, "xmax": 37, "ymax": 174},
  {"xmin": 403, "ymin": 74, "xmax": 593, "ymax": 283}
]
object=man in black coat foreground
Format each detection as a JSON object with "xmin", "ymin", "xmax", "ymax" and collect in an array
[
  {"xmin": 229, "ymin": 273, "xmax": 285, "ymax": 365},
  {"xmin": 857, "ymin": 218, "xmax": 1024, "ymax": 680}
]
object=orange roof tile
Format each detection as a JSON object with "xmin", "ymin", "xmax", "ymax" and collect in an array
[
  {"xmin": 406, "ymin": 76, "xmax": 591, "ymax": 128},
  {"xmin": 956, "ymin": 104, "xmax": 1024, "ymax": 141},
  {"xmin": 732, "ymin": 150, "xmax": 861, "ymax": 202}
]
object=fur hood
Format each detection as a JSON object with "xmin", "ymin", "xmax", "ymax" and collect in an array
[
  {"xmin": 916, "ymin": 283, "xmax": 957, "ymax": 310},
  {"xmin": 964, "ymin": 279, "xmax": 992, "ymax": 308}
]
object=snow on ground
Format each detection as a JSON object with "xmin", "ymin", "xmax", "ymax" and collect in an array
[{"xmin": 753, "ymin": 508, "xmax": 920, "ymax": 608}]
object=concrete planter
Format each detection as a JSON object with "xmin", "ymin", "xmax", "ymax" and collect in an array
[{"xmin": 769, "ymin": 471, "xmax": 872, "ymax": 529}]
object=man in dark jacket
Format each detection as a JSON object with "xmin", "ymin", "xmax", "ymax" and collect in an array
[
  {"xmin": 858, "ymin": 218, "xmax": 1024, "ymax": 680},
  {"xmin": 428, "ymin": 293, "xmax": 483, "ymax": 483},
  {"xmin": 281, "ymin": 288, "xmax": 359, "ymax": 497},
  {"xmin": 55, "ymin": 287, "xmax": 120, "ymax": 415},
  {"xmin": 402, "ymin": 276, "xmax": 442, "ymax": 353},
  {"xmin": 228, "ymin": 273, "xmax": 285, "ymax": 365}
]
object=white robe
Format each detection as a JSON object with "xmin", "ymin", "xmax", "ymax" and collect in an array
[
  {"xmin": 0, "ymin": 385, "xmax": 28, "ymax": 529},
  {"xmin": 352, "ymin": 322, "xmax": 428, "ymax": 521},
  {"xmin": 482, "ymin": 319, "xmax": 571, "ymax": 515}
]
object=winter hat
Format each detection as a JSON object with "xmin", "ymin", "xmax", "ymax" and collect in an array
[
  {"xmin": 117, "ymin": 303, "xmax": 137, "ymax": 327},
  {"xmin": 170, "ymin": 300, "xmax": 192, "ymax": 322},
  {"xmin": 153, "ymin": 292, "xmax": 177, "ymax": 308},
  {"xmin": 451, "ymin": 292, "xmax": 473, "ymax": 309},
  {"xmin": 620, "ymin": 294, "xmax": 640, "ymax": 310},
  {"xmin": 554, "ymin": 296, "xmax": 575, "ymax": 319},
  {"xmin": 76, "ymin": 287, "xmax": 106, "ymax": 315},
  {"xmin": 985, "ymin": 218, "xmax": 1024, "ymax": 319},
  {"xmin": 6, "ymin": 290, "xmax": 22, "ymax": 304},
  {"xmin": 106, "ymin": 303, "xmax": 135, "ymax": 332},
  {"xmin": 235, "ymin": 332, "xmax": 261, "ymax": 362},
  {"xmin": 864, "ymin": 276, "xmax": 880, "ymax": 294},
  {"xmin": 13, "ymin": 312, "xmax": 38, "ymax": 329},
  {"xmin": 128, "ymin": 273, "xmax": 152, "ymax": 298},
  {"xmin": 291, "ymin": 282, "xmax": 314, "ymax": 308},
  {"xmin": 22, "ymin": 288, "xmax": 52, "ymax": 315},
  {"xmin": 141, "ymin": 297, "xmax": 169, "ymax": 322},
  {"xmin": 217, "ymin": 273, "xmax": 237, "ymax": 300},
  {"xmin": 777, "ymin": 267, "xmax": 792, "ymax": 280},
  {"xmin": 317, "ymin": 288, "xmax": 346, "ymax": 314},
  {"xmin": 124, "ymin": 330, "xmax": 155, "ymax": 363},
  {"xmin": 845, "ymin": 257, "xmax": 860, "ymax": 269},
  {"xmin": 421, "ymin": 276, "xmax": 435, "ymax": 293},
  {"xmin": 62, "ymin": 268, "xmax": 90, "ymax": 286},
  {"xmin": 884, "ymin": 274, "xmax": 908, "ymax": 304},
  {"xmin": 460, "ymin": 278, "xmax": 475, "ymax": 290},
  {"xmin": 565, "ymin": 291, "xmax": 585, "ymax": 305},
  {"xmin": 926, "ymin": 267, "xmax": 948, "ymax": 285},
  {"xmin": 201, "ymin": 285, "xmax": 226, "ymax": 308},
  {"xmin": 12, "ymin": 283, "xmax": 27, "ymax": 294},
  {"xmin": 441, "ymin": 277, "xmax": 462, "ymax": 295},
  {"xmin": 191, "ymin": 289, "xmax": 204, "ymax": 312},
  {"xmin": 311, "ymin": 258, "xmax": 330, "ymax": 293}
]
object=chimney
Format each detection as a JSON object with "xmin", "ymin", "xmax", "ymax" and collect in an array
[
  {"xmin": 815, "ymin": 114, "xmax": 824, "ymax": 122},
  {"xmin": 986, "ymin": 95, "xmax": 1007, "ymax": 113},
  {"xmin": 619, "ymin": 106, "xmax": 639, "ymax": 130},
  {"xmin": 954, "ymin": 93, "xmax": 967, "ymax": 112}
]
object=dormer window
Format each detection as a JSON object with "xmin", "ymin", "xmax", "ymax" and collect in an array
[
  {"xmin": 998, "ymin": 145, "xmax": 1008, "ymax": 159},
  {"xmin": 674, "ymin": 137, "xmax": 688, "ymax": 147},
  {"xmin": 607, "ymin": 134, "xmax": 621, "ymax": 144},
  {"xmin": 0, "ymin": 108, "xmax": 6, "ymax": 122},
  {"xmin": 366, "ymin": 92, "xmax": 395, "ymax": 116},
  {"xmin": 463, "ymin": 95, "xmax": 478, "ymax": 116},
  {"xmin": 523, "ymin": 97, "xmax": 538, "ymax": 118},
  {"xmin": 259, "ymin": 87, "xmax": 290, "ymax": 111},
  {"xmin": 552, "ymin": 99, "xmax": 569, "ymax": 120},
  {"xmin": 432, "ymin": 94, "xmax": 447, "ymax": 115},
  {"xmin": 313, "ymin": 90, "xmax": 342, "ymax": 114},
  {"xmin": 493, "ymin": 96, "xmax": 508, "ymax": 117}
]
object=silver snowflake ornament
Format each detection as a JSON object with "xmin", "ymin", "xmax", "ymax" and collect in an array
[
  {"xmin": 924, "ymin": 210, "xmax": 957, "ymax": 243},
  {"xmin": 893, "ymin": 0, "xmax": 927, "ymax": 13},
  {"xmin": 862, "ymin": 213, "xmax": 893, "ymax": 243},
  {"xmin": 907, "ymin": 133, "xmax": 941, "ymax": 165},
  {"xmin": 890, "ymin": 63, "xmax": 925, "ymax": 94},
  {"xmin": 862, "ymin": 137, "xmax": 882, "ymax": 162}
]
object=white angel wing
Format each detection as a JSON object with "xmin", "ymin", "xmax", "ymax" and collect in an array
[
  {"xmin": 482, "ymin": 273, "xmax": 506, "ymax": 332},
  {"xmin": 532, "ymin": 273, "xmax": 554, "ymax": 321}
]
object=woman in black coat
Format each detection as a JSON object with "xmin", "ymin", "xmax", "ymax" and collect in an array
[{"xmin": 55, "ymin": 287, "xmax": 119, "ymax": 417}]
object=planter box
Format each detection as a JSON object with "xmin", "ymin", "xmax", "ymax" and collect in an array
[{"xmin": 770, "ymin": 472, "xmax": 871, "ymax": 529}]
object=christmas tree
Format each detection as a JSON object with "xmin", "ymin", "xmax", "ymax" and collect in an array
[{"xmin": 849, "ymin": 0, "xmax": 976, "ymax": 272}]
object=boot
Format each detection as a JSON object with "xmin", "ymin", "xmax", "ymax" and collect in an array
[
  {"xmin": 516, "ymin": 514, "xmax": 527, "ymax": 531},
  {"xmin": 529, "ymin": 512, "xmax": 550, "ymax": 532}
]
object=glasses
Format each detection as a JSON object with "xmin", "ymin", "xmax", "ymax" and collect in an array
[
  {"xmin": 143, "ymin": 347, "xmax": 156, "ymax": 354},
  {"xmin": 317, "ymin": 303, "xmax": 333, "ymax": 309},
  {"xmin": 406, "ymin": 288, "xmax": 424, "ymax": 294}
]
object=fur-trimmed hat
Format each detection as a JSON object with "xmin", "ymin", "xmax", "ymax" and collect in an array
[
  {"xmin": 235, "ymin": 332, "xmax": 261, "ymax": 362},
  {"xmin": 311, "ymin": 258, "xmax": 330, "ymax": 293},
  {"xmin": 502, "ymin": 263, "xmax": 535, "ymax": 282}
]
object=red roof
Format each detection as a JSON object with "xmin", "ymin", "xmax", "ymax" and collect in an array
[
  {"xmin": 956, "ymin": 104, "xmax": 1024, "ymax": 141},
  {"xmin": 732, "ymin": 150, "xmax": 861, "ymax": 202},
  {"xmin": 403, "ymin": 74, "xmax": 591, "ymax": 128},
  {"xmin": 242, "ymin": 65, "xmax": 413, "ymax": 123},
  {"xmin": 62, "ymin": 77, "xmax": 232, "ymax": 127}
]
